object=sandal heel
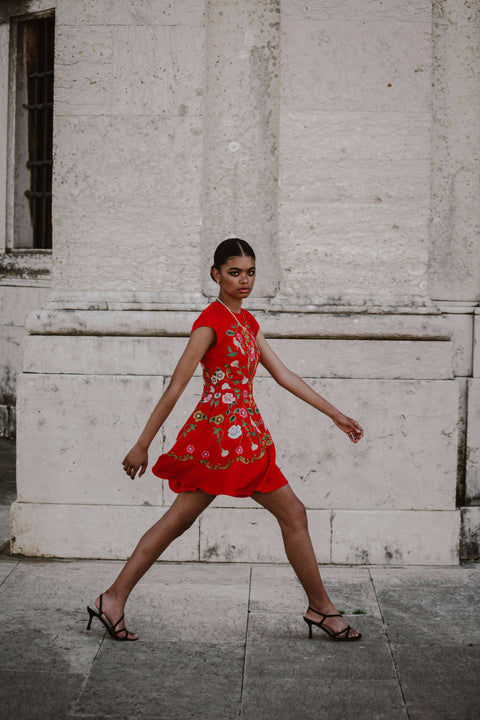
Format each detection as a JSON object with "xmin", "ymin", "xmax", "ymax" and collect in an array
[
  {"xmin": 86, "ymin": 606, "xmax": 96, "ymax": 631},
  {"xmin": 303, "ymin": 617, "xmax": 313, "ymax": 639}
]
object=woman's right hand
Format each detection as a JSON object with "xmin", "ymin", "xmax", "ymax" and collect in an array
[{"xmin": 122, "ymin": 443, "xmax": 148, "ymax": 479}]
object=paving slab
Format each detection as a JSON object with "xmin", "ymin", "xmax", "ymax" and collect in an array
[
  {"xmin": 249, "ymin": 564, "xmax": 379, "ymax": 617},
  {"xmin": 0, "ymin": 670, "xmax": 84, "ymax": 720},
  {"xmin": 245, "ymin": 612, "xmax": 390, "ymax": 677},
  {"xmin": 392, "ymin": 644, "xmax": 480, "ymax": 720},
  {"xmin": 125, "ymin": 562, "xmax": 250, "ymax": 644},
  {"xmin": 0, "ymin": 558, "xmax": 17, "ymax": 583},
  {"xmin": 241, "ymin": 676, "xmax": 408, "ymax": 720},
  {"xmin": 370, "ymin": 565, "xmax": 480, "ymax": 645},
  {"xmin": 74, "ymin": 640, "xmax": 244, "ymax": 720}
]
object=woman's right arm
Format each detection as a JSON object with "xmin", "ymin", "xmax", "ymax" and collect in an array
[{"xmin": 122, "ymin": 326, "xmax": 215, "ymax": 479}]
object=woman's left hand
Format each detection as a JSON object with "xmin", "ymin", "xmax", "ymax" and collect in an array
[{"xmin": 333, "ymin": 413, "xmax": 364, "ymax": 443}]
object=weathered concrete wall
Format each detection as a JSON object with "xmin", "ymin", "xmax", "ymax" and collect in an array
[
  {"xmin": 0, "ymin": 285, "xmax": 49, "ymax": 436},
  {"xmin": 3, "ymin": 0, "xmax": 480, "ymax": 562},
  {"xmin": 12, "ymin": 314, "xmax": 460, "ymax": 564},
  {"xmin": 201, "ymin": 0, "xmax": 280, "ymax": 297},
  {"xmin": 429, "ymin": 0, "xmax": 480, "ymax": 301},
  {"xmin": 52, "ymin": 0, "xmax": 206, "ymax": 297},
  {"xmin": 278, "ymin": 0, "xmax": 432, "ymax": 306}
]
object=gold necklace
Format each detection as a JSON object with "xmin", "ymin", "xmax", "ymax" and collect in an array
[
  {"xmin": 216, "ymin": 298, "xmax": 254, "ymax": 370},
  {"xmin": 216, "ymin": 297, "xmax": 248, "ymax": 330}
]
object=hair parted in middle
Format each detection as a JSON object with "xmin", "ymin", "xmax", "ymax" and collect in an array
[{"xmin": 210, "ymin": 238, "xmax": 256, "ymax": 282}]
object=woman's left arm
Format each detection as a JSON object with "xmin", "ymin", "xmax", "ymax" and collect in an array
[{"xmin": 257, "ymin": 330, "xmax": 364, "ymax": 444}]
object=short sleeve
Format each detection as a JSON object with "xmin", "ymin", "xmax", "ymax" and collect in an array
[{"xmin": 191, "ymin": 303, "xmax": 221, "ymax": 335}]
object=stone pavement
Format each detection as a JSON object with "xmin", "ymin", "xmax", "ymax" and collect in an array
[
  {"xmin": 0, "ymin": 558, "xmax": 479, "ymax": 720},
  {"xmin": 0, "ymin": 438, "xmax": 479, "ymax": 719}
]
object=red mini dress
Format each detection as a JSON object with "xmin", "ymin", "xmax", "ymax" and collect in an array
[{"xmin": 152, "ymin": 301, "xmax": 288, "ymax": 497}]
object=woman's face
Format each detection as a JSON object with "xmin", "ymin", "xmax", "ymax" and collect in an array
[{"xmin": 213, "ymin": 254, "xmax": 256, "ymax": 302}]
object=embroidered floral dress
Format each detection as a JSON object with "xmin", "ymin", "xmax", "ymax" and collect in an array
[{"xmin": 152, "ymin": 301, "xmax": 288, "ymax": 497}]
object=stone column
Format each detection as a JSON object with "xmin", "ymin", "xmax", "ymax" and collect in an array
[
  {"xmin": 429, "ymin": 0, "xmax": 480, "ymax": 301},
  {"xmin": 429, "ymin": 0, "xmax": 480, "ymax": 558},
  {"xmin": 201, "ymin": 0, "xmax": 280, "ymax": 297}
]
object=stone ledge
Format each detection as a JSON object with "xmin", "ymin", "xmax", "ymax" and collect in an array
[
  {"xmin": 0, "ymin": 251, "xmax": 52, "ymax": 282},
  {"xmin": 10, "ymin": 503, "xmax": 460, "ymax": 565},
  {"xmin": 332, "ymin": 510, "xmax": 460, "ymax": 566},
  {"xmin": 25, "ymin": 307, "xmax": 452, "ymax": 339},
  {"xmin": 22, "ymin": 335, "xmax": 454, "ymax": 379},
  {"xmin": 10, "ymin": 502, "xmax": 199, "ymax": 561}
]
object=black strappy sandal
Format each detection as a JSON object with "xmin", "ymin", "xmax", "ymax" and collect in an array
[
  {"xmin": 86, "ymin": 593, "xmax": 138, "ymax": 641},
  {"xmin": 303, "ymin": 605, "xmax": 361, "ymax": 641}
]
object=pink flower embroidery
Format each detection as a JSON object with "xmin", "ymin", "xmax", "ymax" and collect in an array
[
  {"xmin": 242, "ymin": 390, "xmax": 249, "ymax": 398},
  {"xmin": 235, "ymin": 446, "xmax": 244, "ymax": 455},
  {"xmin": 238, "ymin": 408, "xmax": 248, "ymax": 419},
  {"xmin": 201, "ymin": 450, "xmax": 210, "ymax": 459},
  {"xmin": 187, "ymin": 444, "xmax": 195, "ymax": 453},
  {"xmin": 222, "ymin": 392, "xmax": 235, "ymax": 404}
]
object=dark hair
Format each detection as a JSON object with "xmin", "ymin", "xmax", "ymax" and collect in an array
[{"xmin": 210, "ymin": 238, "xmax": 255, "ymax": 281}]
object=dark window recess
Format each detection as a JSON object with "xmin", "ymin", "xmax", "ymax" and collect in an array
[{"xmin": 21, "ymin": 16, "xmax": 54, "ymax": 249}]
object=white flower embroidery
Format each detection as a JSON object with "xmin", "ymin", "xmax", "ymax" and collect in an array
[
  {"xmin": 221, "ymin": 382, "xmax": 231, "ymax": 390},
  {"xmin": 233, "ymin": 337, "xmax": 246, "ymax": 354},
  {"xmin": 216, "ymin": 371, "xmax": 225, "ymax": 380},
  {"xmin": 202, "ymin": 394, "xmax": 212, "ymax": 403},
  {"xmin": 228, "ymin": 425, "xmax": 242, "ymax": 440},
  {"xmin": 222, "ymin": 392, "xmax": 235, "ymax": 404}
]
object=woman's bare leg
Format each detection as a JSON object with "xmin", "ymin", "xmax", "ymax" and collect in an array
[
  {"xmin": 252, "ymin": 484, "xmax": 360, "ymax": 638},
  {"xmin": 95, "ymin": 489, "xmax": 215, "ymax": 638}
]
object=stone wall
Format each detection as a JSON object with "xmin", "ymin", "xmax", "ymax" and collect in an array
[{"xmin": 2, "ymin": 0, "xmax": 479, "ymax": 562}]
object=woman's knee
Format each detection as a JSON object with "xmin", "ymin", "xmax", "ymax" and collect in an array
[
  {"xmin": 168, "ymin": 510, "xmax": 197, "ymax": 537},
  {"xmin": 279, "ymin": 498, "xmax": 308, "ymax": 533}
]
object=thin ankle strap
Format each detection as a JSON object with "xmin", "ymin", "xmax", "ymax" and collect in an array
[
  {"xmin": 112, "ymin": 614, "xmax": 125, "ymax": 631},
  {"xmin": 307, "ymin": 605, "xmax": 342, "ymax": 618}
]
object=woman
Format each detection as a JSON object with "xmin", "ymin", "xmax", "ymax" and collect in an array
[{"xmin": 87, "ymin": 238, "xmax": 364, "ymax": 642}]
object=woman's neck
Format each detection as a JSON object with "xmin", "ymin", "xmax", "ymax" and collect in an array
[{"xmin": 216, "ymin": 293, "xmax": 242, "ymax": 314}]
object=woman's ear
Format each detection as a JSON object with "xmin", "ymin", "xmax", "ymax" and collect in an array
[{"xmin": 211, "ymin": 266, "xmax": 221, "ymax": 284}]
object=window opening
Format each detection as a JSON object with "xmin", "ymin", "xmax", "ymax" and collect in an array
[{"xmin": 15, "ymin": 15, "xmax": 54, "ymax": 249}]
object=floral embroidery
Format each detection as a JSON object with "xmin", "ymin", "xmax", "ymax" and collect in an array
[
  {"xmin": 228, "ymin": 425, "xmax": 242, "ymax": 440},
  {"xmin": 162, "ymin": 306, "xmax": 275, "ymax": 474}
]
